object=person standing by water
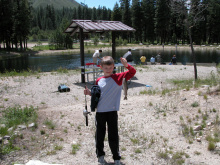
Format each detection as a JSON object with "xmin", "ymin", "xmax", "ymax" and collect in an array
[
  {"xmin": 84, "ymin": 56, "xmax": 136, "ymax": 165},
  {"xmin": 156, "ymin": 53, "xmax": 161, "ymax": 64},
  {"xmin": 123, "ymin": 49, "xmax": 133, "ymax": 62},
  {"xmin": 93, "ymin": 50, "xmax": 102, "ymax": 65}
]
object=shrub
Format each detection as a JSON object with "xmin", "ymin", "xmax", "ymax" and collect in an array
[
  {"xmin": 191, "ymin": 101, "xmax": 199, "ymax": 107},
  {"xmin": 44, "ymin": 119, "xmax": 56, "ymax": 130},
  {"xmin": 71, "ymin": 143, "xmax": 80, "ymax": 154},
  {"xmin": 2, "ymin": 106, "xmax": 38, "ymax": 128},
  {"xmin": 0, "ymin": 106, "xmax": 38, "ymax": 155},
  {"xmin": 208, "ymin": 142, "xmax": 215, "ymax": 151}
]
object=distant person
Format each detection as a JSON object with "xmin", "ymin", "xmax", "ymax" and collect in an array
[
  {"xmin": 150, "ymin": 56, "xmax": 156, "ymax": 65},
  {"xmin": 140, "ymin": 55, "xmax": 146, "ymax": 65},
  {"xmin": 93, "ymin": 50, "xmax": 102, "ymax": 65},
  {"xmin": 123, "ymin": 49, "xmax": 133, "ymax": 62},
  {"xmin": 156, "ymin": 53, "xmax": 161, "ymax": 64},
  {"xmin": 170, "ymin": 55, "xmax": 177, "ymax": 65}
]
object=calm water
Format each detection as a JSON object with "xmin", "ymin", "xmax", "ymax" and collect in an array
[{"xmin": 0, "ymin": 47, "xmax": 220, "ymax": 73}]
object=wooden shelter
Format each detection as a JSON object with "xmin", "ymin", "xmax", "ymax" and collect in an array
[{"xmin": 64, "ymin": 20, "xmax": 135, "ymax": 83}]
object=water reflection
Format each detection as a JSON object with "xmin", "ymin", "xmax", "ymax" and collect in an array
[{"xmin": 0, "ymin": 47, "xmax": 219, "ymax": 73}]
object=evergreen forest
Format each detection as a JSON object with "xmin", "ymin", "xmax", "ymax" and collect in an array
[{"xmin": 1, "ymin": 0, "xmax": 220, "ymax": 51}]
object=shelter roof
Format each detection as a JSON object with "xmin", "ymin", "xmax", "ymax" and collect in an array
[{"xmin": 64, "ymin": 20, "xmax": 135, "ymax": 36}]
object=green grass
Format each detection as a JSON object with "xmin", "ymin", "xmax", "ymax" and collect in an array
[
  {"xmin": 170, "ymin": 72, "xmax": 219, "ymax": 89},
  {"xmin": 217, "ymin": 64, "xmax": 220, "ymax": 74},
  {"xmin": 71, "ymin": 143, "xmax": 81, "ymax": 154},
  {"xmin": 44, "ymin": 119, "xmax": 56, "ymax": 130},
  {"xmin": 157, "ymin": 150, "xmax": 169, "ymax": 159},
  {"xmin": 140, "ymin": 89, "xmax": 156, "ymax": 95},
  {"xmin": 171, "ymin": 151, "xmax": 186, "ymax": 165},
  {"xmin": 0, "ymin": 106, "xmax": 38, "ymax": 155},
  {"xmin": 130, "ymin": 138, "xmax": 139, "ymax": 145},
  {"xmin": 56, "ymin": 67, "xmax": 69, "ymax": 73},
  {"xmin": 54, "ymin": 144, "xmax": 63, "ymax": 151},
  {"xmin": 206, "ymin": 134, "xmax": 220, "ymax": 143},
  {"xmin": 134, "ymin": 148, "xmax": 142, "ymax": 153},
  {"xmin": 0, "ymin": 69, "xmax": 41, "ymax": 77},
  {"xmin": 208, "ymin": 142, "xmax": 215, "ymax": 151},
  {"xmin": 32, "ymin": 45, "xmax": 57, "ymax": 51},
  {"xmin": 191, "ymin": 101, "xmax": 199, "ymax": 107},
  {"xmin": 40, "ymin": 130, "xmax": 45, "ymax": 135},
  {"xmin": 1, "ymin": 106, "xmax": 38, "ymax": 129}
]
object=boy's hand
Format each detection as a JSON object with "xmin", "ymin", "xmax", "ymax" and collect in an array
[
  {"xmin": 120, "ymin": 57, "xmax": 128, "ymax": 67},
  {"xmin": 84, "ymin": 86, "xmax": 91, "ymax": 96}
]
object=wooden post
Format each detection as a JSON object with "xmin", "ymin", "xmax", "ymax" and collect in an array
[
  {"xmin": 112, "ymin": 32, "xmax": 116, "ymax": 74},
  {"xmin": 80, "ymin": 27, "xmax": 85, "ymax": 83},
  {"xmin": 112, "ymin": 31, "xmax": 116, "ymax": 61}
]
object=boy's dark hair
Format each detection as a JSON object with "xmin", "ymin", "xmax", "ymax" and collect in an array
[
  {"xmin": 128, "ymin": 49, "xmax": 131, "ymax": 51},
  {"xmin": 101, "ymin": 56, "xmax": 114, "ymax": 66},
  {"xmin": 99, "ymin": 50, "xmax": 102, "ymax": 52}
]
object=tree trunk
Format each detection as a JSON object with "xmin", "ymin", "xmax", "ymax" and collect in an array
[
  {"xmin": 20, "ymin": 39, "xmax": 23, "ymax": 51},
  {"xmin": 25, "ymin": 39, "xmax": 27, "ymax": 50},
  {"xmin": 79, "ymin": 27, "xmax": 85, "ymax": 83},
  {"xmin": 188, "ymin": 27, "xmax": 197, "ymax": 80}
]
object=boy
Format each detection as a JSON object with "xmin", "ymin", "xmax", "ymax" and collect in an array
[{"xmin": 84, "ymin": 56, "xmax": 136, "ymax": 165}]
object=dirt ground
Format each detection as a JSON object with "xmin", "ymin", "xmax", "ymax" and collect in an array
[{"xmin": 0, "ymin": 64, "xmax": 220, "ymax": 165}]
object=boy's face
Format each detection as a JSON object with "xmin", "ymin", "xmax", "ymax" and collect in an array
[{"xmin": 100, "ymin": 64, "xmax": 114, "ymax": 77}]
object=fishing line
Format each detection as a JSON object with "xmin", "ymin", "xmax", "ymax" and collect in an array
[
  {"xmin": 83, "ymin": 0, "xmax": 89, "ymax": 126},
  {"xmin": 83, "ymin": 0, "xmax": 87, "ymax": 108}
]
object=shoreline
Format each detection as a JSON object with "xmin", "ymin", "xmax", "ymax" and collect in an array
[
  {"xmin": 0, "ymin": 44, "xmax": 220, "ymax": 56},
  {"xmin": 30, "ymin": 44, "xmax": 220, "ymax": 56}
]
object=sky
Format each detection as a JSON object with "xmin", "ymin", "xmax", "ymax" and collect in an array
[{"xmin": 76, "ymin": 0, "xmax": 120, "ymax": 10}]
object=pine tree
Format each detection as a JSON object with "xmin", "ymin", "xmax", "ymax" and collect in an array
[
  {"xmin": 111, "ymin": 2, "xmax": 122, "ymax": 21},
  {"xmin": 207, "ymin": 0, "xmax": 220, "ymax": 44},
  {"xmin": 155, "ymin": 0, "xmax": 171, "ymax": 44},
  {"xmin": 120, "ymin": 0, "xmax": 131, "ymax": 26},
  {"xmin": 0, "ymin": 0, "xmax": 14, "ymax": 50},
  {"xmin": 92, "ymin": 7, "xmax": 97, "ymax": 21},
  {"xmin": 142, "ymin": 0, "xmax": 155, "ymax": 43},
  {"xmin": 190, "ymin": 0, "xmax": 205, "ymax": 44},
  {"xmin": 12, "ymin": 0, "xmax": 31, "ymax": 50},
  {"xmin": 131, "ymin": 0, "xmax": 143, "ymax": 42},
  {"xmin": 96, "ymin": 6, "xmax": 103, "ymax": 20},
  {"xmin": 171, "ymin": 0, "xmax": 208, "ymax": 80}
]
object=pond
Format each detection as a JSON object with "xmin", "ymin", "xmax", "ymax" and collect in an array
[{"xmin": 0, "ymin": 47, "xmax": 220, "ymax": 73}]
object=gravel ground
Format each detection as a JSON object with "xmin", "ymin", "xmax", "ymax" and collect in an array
[{"xmin": 0, "ymin": 64, "xmax": 220, "ymax": 165}]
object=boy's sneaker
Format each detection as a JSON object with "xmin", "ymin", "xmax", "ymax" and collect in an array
[
  {"xmin": 98, "ymin": 155, "xmax": 107, "ymax": 165},
  {"xmin": 114, "ymin": 160, "xmax": 121, "ymax": 165}
]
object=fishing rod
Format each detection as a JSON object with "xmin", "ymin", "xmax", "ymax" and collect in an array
[
  {"xmin": 82, "ymin": 0, "xmax": 90, "ymax": 126},
  {"xmin": 83, "ymin": 57, "xmax": 90, "ymax": 126}
]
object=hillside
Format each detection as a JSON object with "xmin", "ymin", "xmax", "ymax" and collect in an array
[{"xmin": 30, "ymin": 0, "xmax": 80, "ymax": 9}]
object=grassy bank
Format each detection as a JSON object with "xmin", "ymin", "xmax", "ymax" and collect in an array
[{"xmin": 0, "ymin": 106, "xmax": 38, "ymax": 155}]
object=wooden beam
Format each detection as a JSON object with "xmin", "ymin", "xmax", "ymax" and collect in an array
[
  {"xmin": 112, "ymin": 32, "xmax": 116, "ymax": 74},
  {"xmin": 112, "ymin": 32, "xmax": 116, "ymax": 61},
  {"xmin": 80, "ymin": 27, "xmax": 85, "ymax": 83}
]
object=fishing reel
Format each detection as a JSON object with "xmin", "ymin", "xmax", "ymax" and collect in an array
[{"xmin": 83, "ymin": 108, "xmax": 90, "ymax": 126}]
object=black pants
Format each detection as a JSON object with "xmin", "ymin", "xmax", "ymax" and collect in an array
[{"xmin": 95, "ymin": 111, "xmax": 121, "ymax": 160}]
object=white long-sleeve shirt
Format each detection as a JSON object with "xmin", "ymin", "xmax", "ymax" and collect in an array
[{"xmin": 93, "ymin": 50, "xmax": 100, "ymax": 57}]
